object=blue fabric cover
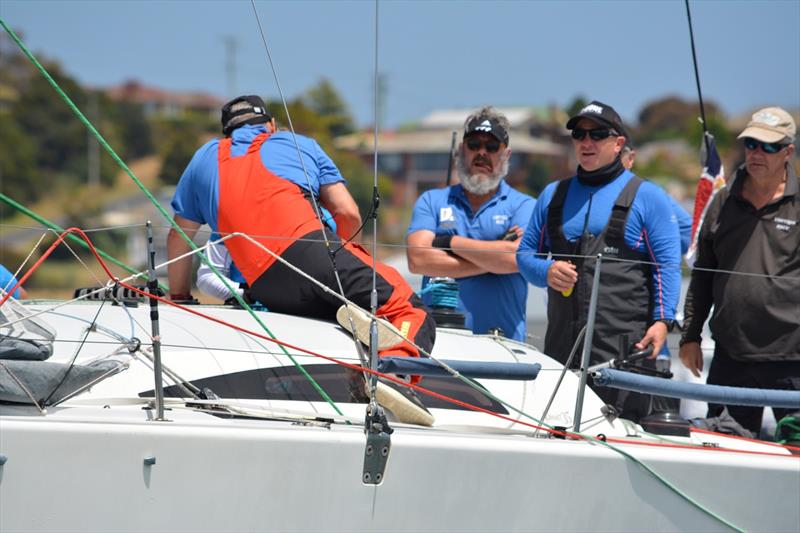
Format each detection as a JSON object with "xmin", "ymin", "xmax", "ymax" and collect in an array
[{"xmin": 594, "ymin": 368, "xmax": 800, "ymax": 408}]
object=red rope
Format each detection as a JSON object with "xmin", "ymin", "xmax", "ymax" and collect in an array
[
  {"xmin": 691, "ymin": 426, "xmax": 800, "ymax": 453},
  {"xmin": 606, "ymin": 436, "xmax": 796, "ymax": 459},
  {"xmin": 4, "ymin": 227, "xmax": 799, "ymax": 461}
]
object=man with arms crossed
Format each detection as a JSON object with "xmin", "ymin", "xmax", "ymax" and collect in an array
[{"xmin": 407, "ymin": 107, "xmax": 535, "ymax": 341}]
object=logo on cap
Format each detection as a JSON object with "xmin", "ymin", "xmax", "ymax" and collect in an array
[
  {"xmin": 476, "ymin": 120, "xmax": 493, "ymax": 132},
  {"xmin": 753, "ymin": 110, "xmax": 781, "ymax": 127},
  {"xmin": 581, "ymin": 104, "xmax": 604, "ymax": 115}
]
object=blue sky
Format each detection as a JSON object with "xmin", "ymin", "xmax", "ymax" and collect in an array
[{"xmin": 2, "ymin": 0, "xmax": 799, "ymax": 128}]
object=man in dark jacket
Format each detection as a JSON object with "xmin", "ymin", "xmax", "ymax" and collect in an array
[{"xmin": 679, "ymin": 106, "xmax": 800, "ymax": 435}]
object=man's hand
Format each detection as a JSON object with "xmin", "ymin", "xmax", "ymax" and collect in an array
[
  {"xmin": 406, "ymin": 230, "xmax": 486, "ymax": 278},
  {"xmin": 679, "ymin": 341, "xmax": 704, "ymax": 378},
  {"xmin": 546, "ymin": 260, "xmax": 577, "ymax": 293},
  {"xmin": 500, "ymin": 225, "xmax": 524, "ymax": 242},
  {"xmin": 635, "ymin": 321, "xmax": 668, "ymax": 358}
]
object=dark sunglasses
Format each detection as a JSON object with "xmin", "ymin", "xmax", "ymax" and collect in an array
[
  {"xmin": 465, "ymin": 138, "xmax": 501, "ymax": 153},
  {"xmin": 743, "ymin": 137, "xmax": 787, "ymax": 154},
  {"xmin": 571, "ymin": 128, "xmax": 619, "ymax": 141}
]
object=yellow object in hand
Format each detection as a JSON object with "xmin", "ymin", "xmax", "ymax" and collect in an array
[{"xmin": 562, "ymin": 287, "xmax": 573, "ymax": 297}]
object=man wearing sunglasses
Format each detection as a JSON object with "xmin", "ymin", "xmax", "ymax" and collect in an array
[
  {"xmin": 516, "ymin": 100, "xmax": 681, "ymax": 422},
  {"xmin": 407, "ymin": 107, "xmax": 535, "ymax": 341},
  {"xmin": 680, "ymin": 107, "xmax": 799, "ymax": 436}
]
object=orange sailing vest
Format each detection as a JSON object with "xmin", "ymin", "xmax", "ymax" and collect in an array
[{"xmin": 217, "ymin": 132, "xmax": 322, "ymax": 284}]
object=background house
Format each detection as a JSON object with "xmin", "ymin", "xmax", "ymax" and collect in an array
[{"xmin": 335, "ymin": 106, "xmax": 572, "ymax": 207}]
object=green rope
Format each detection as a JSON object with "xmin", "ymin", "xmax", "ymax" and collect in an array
[
  {"xmin": 775, "ymin": 416, "xmax": 800, "ymax": 445},
  {"xmin": 0, "ymin": 192, "xmax": 160, "ymax": 289},
  {"xmin": 0, "ymin": 18, "xmax": 342, "ymax": 416},
  {"xmin": 426, "ymin": 337, "xmax": 744, "ymax": 532},
  {"xmin": 0, "ymin": 19, "xmax": 751, "ymax": 530}
]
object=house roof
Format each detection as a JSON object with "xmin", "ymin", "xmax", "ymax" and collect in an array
[
  {"xmin": 105, "ymin": 80, "xmax": 223, "ymax": 110},
  {"xmin": 334, "ymin": 129, "xmax": 565, "ymax": 156},
  {"xmin": 419, "ymin": 107, "xmax": 541, "ymax": 130}
]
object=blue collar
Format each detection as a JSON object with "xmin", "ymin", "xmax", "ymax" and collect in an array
[{"xmin": 449, "ymin": 179, "xmax": 510, "ymax": 202}]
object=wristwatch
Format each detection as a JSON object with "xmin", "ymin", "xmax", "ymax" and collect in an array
[{"xmin": 656, "ymin": 319, "xmax": 679, "ymax": 332}]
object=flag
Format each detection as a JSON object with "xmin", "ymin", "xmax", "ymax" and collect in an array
[{"xmin": 685, "ymin": 133, "xmax": 725, "ymax": 266}]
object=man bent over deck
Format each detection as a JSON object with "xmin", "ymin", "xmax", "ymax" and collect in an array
[{"xmin": 166, "ymin": 95, "xmax": 435, "ymax": 365}]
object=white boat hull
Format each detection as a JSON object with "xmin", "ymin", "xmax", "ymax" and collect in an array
[{"xmin": 1, "ymin": 301, "xmax": 798, "ymax": 532}]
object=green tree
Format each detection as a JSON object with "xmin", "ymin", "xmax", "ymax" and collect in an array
[
  {"xmin": 305, "ymin": 78, "xmax": 355, "ymax": 137},
  {"xmin": 636, "ymin": 95, "xmax": 729, "ymax": 147},
  {"xmin": 159, "ymin": 132, "xmax": 200, "ymax": 185},
  {"xmin": 105, "ymin": 99, "xmax": 154, "ymax": 160},
  {"xmin": 524, "ymin": 159, "xmax": 553, "ymax": 196},
  {"xmin": 566, "ymin": 95, "xmax": 589, "ymax": 118},
  {"xmin": 11, "ymin": 62, "xmax": 88, "ymax": 177},
  {"xmin": 0, "ymin": 109, "xmax": 42, "ymax": 206}
]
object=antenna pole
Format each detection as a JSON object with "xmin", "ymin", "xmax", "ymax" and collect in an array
[
  {"xmin": 445, "ymin": 131, "xmax": 457, "ymax": 187},
  {"xmin": 684, "ymin": 0, "xmax": 711, "ymax": 152},
  {"xmin": 361, "ymin": 0, "xmax": 393, "ymax": 488},
  {"xmin": 574, "ymin": 254, "xmax": 602, "ymax": 433},
  {"xmin": 368, "ymin": 0, "xmax": 381, "ymax": 397},
  {"xmin": 146, "ymin": 221, "xmax": 167, "ymax": 421}
]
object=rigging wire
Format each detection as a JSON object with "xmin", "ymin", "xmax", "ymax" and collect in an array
[
  {"xmin": 0, "ymin": 19, "xmax": 342, "ymax": 416},
  {"xmin": 0, "ymin": 192, "xmax": 155, "ymax": 289},
  {"xmin": 6, "ymin": 226, "xmax": 792, "ymax": 531},
  {"xmin": 684, "ymin": 0, "xmax": 711, "ymax": 151},
  {"xmin": 248, "ymin": 0, "xmax": 369, "ymax": 373},
  {"xmin": 42, "ymin": 297, "xmax": 107, "ymax": 405},
  {"xmin": 0, "ymin": 11, "xmax": 784, "ymax": 527},
  {"xmin": 367, "ymin": 0, "xmax": 381, "ymax": 399},
  {"xmin": 4, "ymin": 217, "xmax": 797, "ymax": 284}
]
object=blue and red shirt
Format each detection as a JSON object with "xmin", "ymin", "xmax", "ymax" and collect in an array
[{"xmin": 171, "ymin": 125, "xmax": 346, "ymax": 233}]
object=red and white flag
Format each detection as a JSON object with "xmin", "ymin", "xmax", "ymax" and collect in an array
[{"xmin": 685, "ymin": 133, "xmax": 725, "ymax": 266}]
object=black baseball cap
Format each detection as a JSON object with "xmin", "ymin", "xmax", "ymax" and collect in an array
[
  {"xmin": 464, "ymin": 115, "xmax": 509, "ymax": 145},
  {"xmin": 221, "ymin": 95, "xmax": 271, "ymax": 136},
  {"xmin": 566, "ymin": 100, "xmax": 627, "ymax": 137}
]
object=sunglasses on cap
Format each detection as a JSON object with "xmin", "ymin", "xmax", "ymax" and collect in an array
[
  {"xmin": 571, "ymin": 128, "xmax": 620, "ymax": 141},
  {"xmin": 465, "ymin": 137, "xmax": 502, "ymax": 153},
  {"xmin": 742, "ymin": 137, "xmax": 788, "ymax": 154}
]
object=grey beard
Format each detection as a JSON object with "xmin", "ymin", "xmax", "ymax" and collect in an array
[{"xmin": 456, "ymin": 154, "xmax": 509, "ymax": 195}]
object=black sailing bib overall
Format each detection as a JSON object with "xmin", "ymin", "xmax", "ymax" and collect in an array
[{"xmin": 545, "ymin": 176, "xmax": 653, "ymax": 370}]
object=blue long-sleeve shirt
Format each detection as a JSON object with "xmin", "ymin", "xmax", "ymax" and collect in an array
[{"xmin": 516, "ymin": 171, "xmax": 681, "ymax": 321}]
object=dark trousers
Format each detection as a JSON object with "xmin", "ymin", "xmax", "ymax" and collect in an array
[
  {"xmin": 250, "ymin": 230, "xmax": 436, "ymax": 359},
  {"xmin": 707, "ymin": 345, "xmax": 800, "ymax": 435}
]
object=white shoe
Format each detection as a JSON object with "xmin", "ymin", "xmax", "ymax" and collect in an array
[
  {"xmin": 369, "ymin": 380, "xmax": 434, "ymax": 427},
  {"xmin": 336, "ymin": 304, "xmax": 405, "ymax": 350}
]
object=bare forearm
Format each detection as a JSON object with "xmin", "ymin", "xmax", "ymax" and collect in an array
[
  {"xmin": 167, "ymin": 229, "xmax": 194, "ymax": 295},
  {"xmin": 320, "ymin": 182, "xmax": 362, "ymax": 243},
  {"xmin": 334, "ymin": 212, "xmax": 362, "ymax": 243},
  {"xmin": 407, "ymin": 247, "xmax": 486, "ymax": 278},
  {"xmin": 450, "ymin": 236, "xmax": 519, "ymax": 274}
]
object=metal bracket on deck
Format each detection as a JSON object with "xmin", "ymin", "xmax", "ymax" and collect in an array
[{"xmin": 362, "ymin": 401, "xmax": 392, "ymax": 485}]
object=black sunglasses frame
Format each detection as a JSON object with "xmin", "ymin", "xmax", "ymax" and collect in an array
[
  {"xmin": 743, "ymin": 137, "xmax": 788, "ymax": 154},
  {"xmin": 571, "ymin": 128, "xmax": 620, "ymax": 141},
  {"xmin": 465, "ymin": 138, "xmax": 502, "ymax": 153}
]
